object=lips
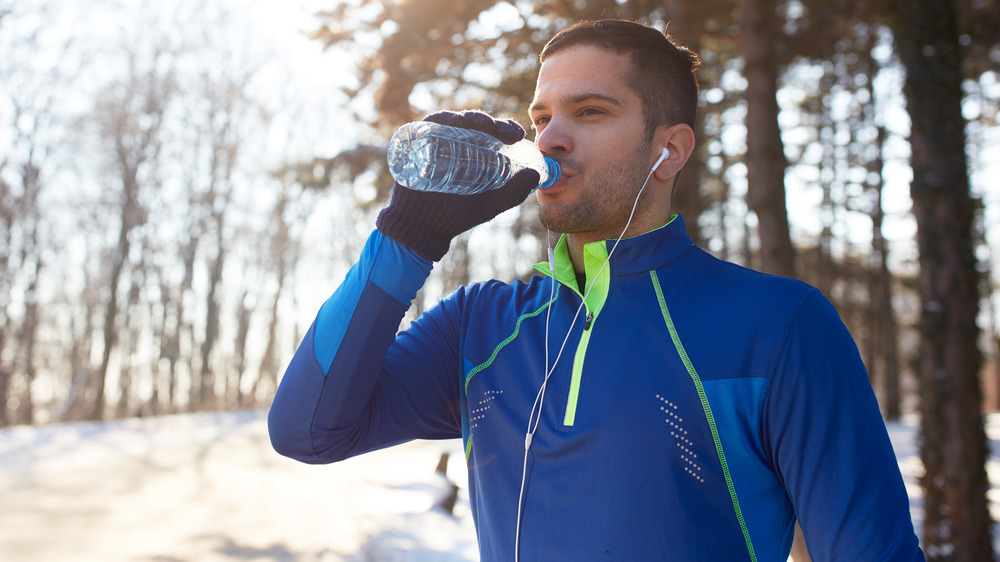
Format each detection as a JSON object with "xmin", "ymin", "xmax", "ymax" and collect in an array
[
  {"xmin": 547, "ymin": 176, "xmax": 568, "ymax": 190},
  {"xmin": 547, "ymin": 161, "xmax": 575, "ymax": 185},
  {"xmin": 537, "ymin": 157, "xmax": 575, "ymax": 193}
]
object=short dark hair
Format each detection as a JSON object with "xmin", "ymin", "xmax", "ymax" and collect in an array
[{"xmin": 539, "ymin": 20, "xmax": 701, "ymax": 138}]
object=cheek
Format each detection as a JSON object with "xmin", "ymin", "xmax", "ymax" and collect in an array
[
  {"xmin": 594, "ymin": 144, "xmax": 654, "ymax": 196},
  {"xmin": 598, "ymin": 128, "xmax": 642, "ymax": 157},
  {"xmin": 583, "ymin": 134, "xmax": 643, "ymax": 175}
]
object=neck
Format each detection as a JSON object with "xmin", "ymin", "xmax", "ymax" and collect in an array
[{"xmin": 566, "ymin": 235, "xmax": 589, "ymax": 272}]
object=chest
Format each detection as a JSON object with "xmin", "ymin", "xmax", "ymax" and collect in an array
[{"xmin": 460, "ymin": 287, "xmax": 752, "ymax": 464}]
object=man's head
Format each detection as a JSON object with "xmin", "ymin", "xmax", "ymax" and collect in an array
[
  {"xmin": 529, "ymin": 20, "xmax": 699, "ymax": 251},
  {"xmin": 540, "ymin": 19, "xmax": 701, "ymax": 141}
]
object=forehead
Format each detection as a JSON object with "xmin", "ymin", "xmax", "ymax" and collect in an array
[{"xmin": 532, "ymin": 45, "xmax": 636, "ymax": 106}]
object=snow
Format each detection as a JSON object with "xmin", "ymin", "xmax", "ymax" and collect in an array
[
  {"xmin": 0, "ymin": 410, "xmax": 997, "ymax": 561},
  {"xmin": 0, "ymin": 411, "xmax": 476, "ymax": 562}
]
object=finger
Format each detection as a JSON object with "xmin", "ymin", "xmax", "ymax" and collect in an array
[
  {"xmin": 422, "ymin": 111, "xmax": 525, "ymax": 144},
  {"xmin": 423, "ymin": 110, "xmax": 491, "ymax": 132},
  {"xmin": 490, "ymin": 118, "xmax": 526, "ymax": 145}
]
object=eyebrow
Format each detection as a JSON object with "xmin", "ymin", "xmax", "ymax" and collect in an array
[{"xmin": 529, "ymin": 92, "xmax": 625, "ymax": 114}]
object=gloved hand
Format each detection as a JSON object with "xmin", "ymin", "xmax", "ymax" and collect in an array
[{"xmin": 376, "ymin": 110, "xmax": 540, "ymax": 262}]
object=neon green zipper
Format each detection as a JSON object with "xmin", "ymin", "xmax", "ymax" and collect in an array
[{"xmin": 533, "ymin": 236, "xmax": 611, "ymax": 426}]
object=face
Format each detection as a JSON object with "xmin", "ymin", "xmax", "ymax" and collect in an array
[{"xmin": 529, "ymin": 45, "xmax": 654, "ymax": 243}]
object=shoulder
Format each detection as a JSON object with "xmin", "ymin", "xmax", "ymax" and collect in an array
[
  {"xmin": 435, "ymin": 273, "xmax": 555, "ymax": 317},
  {"xmin": 692, "ymin": 247, "xmax": 813, "ymax": 290},
  {"xmin": 675, "ymin": 246, "xmax": 820, "ymax": 320},
  {"xmin": 456, "ymin": 273, "xmax": 553, "ymax": 299}
]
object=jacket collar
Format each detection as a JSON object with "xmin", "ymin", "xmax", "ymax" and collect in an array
[{"xmin": 535, "ymin": 213, "xmax": 695, "ymax": 281}]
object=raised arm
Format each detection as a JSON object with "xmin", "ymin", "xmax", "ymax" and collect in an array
[{"xmin": 268, "ymin": 111, "xmax": 539, "ymax": 464}]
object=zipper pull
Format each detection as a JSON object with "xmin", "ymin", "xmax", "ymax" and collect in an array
[{"xmin": 584, "ymin": 312, "xmax": 594, "ymax": 330}]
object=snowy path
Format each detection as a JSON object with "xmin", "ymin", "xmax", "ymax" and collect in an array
[
  {"xmin": 0, "ymin": 411, "xmax": 476, "ymax": 562},
  {"xmin": 1, "ymin": 410, "xmax": 997, "ymax": 561}
]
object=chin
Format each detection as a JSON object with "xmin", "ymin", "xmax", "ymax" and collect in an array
[{"xmin": 538, "ymin": 212, "xmax": 590, "ymax": 235}]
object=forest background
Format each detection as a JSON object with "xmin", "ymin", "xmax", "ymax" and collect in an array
[{"xmin": 1, "ymin": 0, "xmax": 998, "ymax": 560}]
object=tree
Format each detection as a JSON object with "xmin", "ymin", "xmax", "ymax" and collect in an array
[
  {"xmin": 188, "ymin": 60, "xmax": 258, "ymax": 411},
  {"xmin": 0, "ymin": 0, "xmax": 79, "ymax": 425},
  {"xmin": 740, "ymin": 0, "xmax": 796, "ymax": 277},
  {"xmin": 90, "ymin": 44, "xmax": 176, "ymax": 420},
  {"xmin": 246, "ymin": 184, "xmax": 303, "ymax": 408},
  {"xmin": 886, "ymin": 0, "xmax": 993, "ymax": 559},
  {"xmin": 0, "ymin": 0, "xmax": 383, "ymax": 423}
]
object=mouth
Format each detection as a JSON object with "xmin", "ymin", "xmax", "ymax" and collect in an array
[
  {"xmin": 540, "ymin": 159, "xmax": 575, "ymax": 191},
  {"xmin": 538, "ymin": 172, "xmax": 570, "ymax": 194},
  {"xmin": 550, "ymin": 157, "xmax": 574, "ymax": 174}
]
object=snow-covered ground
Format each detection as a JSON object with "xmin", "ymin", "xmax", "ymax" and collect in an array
[
  {"xmin": 0, "ymin": 410, "xmax": 996, "ymax": 561},
  {"xmin": 0, "ymin": 411, "xmax": 475, "ymax": 562}
]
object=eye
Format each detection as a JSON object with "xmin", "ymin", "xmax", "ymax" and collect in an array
[
  {"xmin": 580, "ymin": 107, "xmax": 605, "ymax": 118},
  {"xmin": 532, "ymin": 115, "xmax": 550, "ymax": 129}
]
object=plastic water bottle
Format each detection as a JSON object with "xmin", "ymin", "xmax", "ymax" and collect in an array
[{"xmin": 387, "ymin": 121, "xmax": 561, "ymax": 194}]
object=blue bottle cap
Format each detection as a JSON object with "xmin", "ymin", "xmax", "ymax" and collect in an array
[{"xmin": 538, "ymin": 157, "xmax": 561, "ymax": 189}]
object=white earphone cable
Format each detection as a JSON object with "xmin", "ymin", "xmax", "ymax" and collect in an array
[{"xmin": 513, "ymin": 158, "xmax": 661, "ymax": 561}]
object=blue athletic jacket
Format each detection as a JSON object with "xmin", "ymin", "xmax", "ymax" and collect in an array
[{"xmin": 268, "ymin": 214, "xmax": 923, "ymax": 561}]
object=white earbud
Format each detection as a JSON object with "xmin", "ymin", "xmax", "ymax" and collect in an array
[{"xmin": 651, "ymin": 147, "xmax": 670, "ymax": 172}]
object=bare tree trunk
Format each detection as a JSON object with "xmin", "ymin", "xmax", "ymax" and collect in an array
[
  {"xmin": 0, "ymin": 308, "xmax": 8, "ymax": 426},
  {"xmin": 663, "ymin": 0, "xmax": 709, "ymax": 248},
  {"xmin": 888, "ymin": 0, "xmax": 994, "ymax": 559},
  {"xmin": 869, "ymin": 174, "xmax": 903, "ymax": 417},
  {"xmin": 13, "ymin": 161, "xmax": 42, "ymax": 425},
  {"xmin": 93, "ymin": 203, "xmax": 132, "ymax": 420},
  {"xmin": 171, "ymin": 236, "xmax": 198, "ymax": 412},
  {"xmin": 740, "ymin": 0, "xmax": 795, "ymax": 278},
  {"xmin": 815, "ymin": 159, "xmax": 835, "ymax": 297},
  {"xmin": 57, "ymin": 249, "xmax": 99, "ymax": 423},
  {"xmin": 250, "ymin": 280, "xmax": 283, "ymax": 408},
  {"xmin": 870, "ymin": 125, "xmax": 902, "ymax": 420},
  {"xmin": 741, "ymin": 212, "xmax": 754, "ymax": 269},
  {"xmin": 18, "ymin": 261, "xmax": 40, "ymax": 424},
  {"xmin": 0, "ymin": 147, "xmax": 11, "ymax": 428},
  {"xmin": 115, "ymin": 270, "xmax": 144, "ymax": 418},
  {"xmin": 250, "ymin": 194, "xmax": 289, "ymax": 408},
  {"xmin": 859, "ymin": 35, "xmax": 903, "ymax": 420},
  {"xmin": 93, "ymin": 133, "xmax": 149, "ymax": 420},
  {"xmin": 987, "ymin": 258, "xmax": 1000, "ymax": 412},
  {"xmin": 197, "ymin": 246, "xmax": 225, "ymax": 411},
  {"xmin": 145, "ymin": 271, "xmax": 171, "ymax": 417},
  {"xmin": 233, "ymin": 287, "xmax": 253, "ymax": 408}
]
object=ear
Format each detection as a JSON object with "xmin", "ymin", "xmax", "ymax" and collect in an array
[{"xmin": 651, "ymin": 123, "xmax": 696, "ymax": 181}]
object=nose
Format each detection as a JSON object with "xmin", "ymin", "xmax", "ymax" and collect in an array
[{"xmin": 534, "ymin": 119, "xmax": 572, "ymax": 157}]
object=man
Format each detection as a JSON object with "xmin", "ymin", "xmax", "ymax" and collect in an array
[{"xmin": 269, "ymin": 19, "xmax": 924, "ymax": 561}]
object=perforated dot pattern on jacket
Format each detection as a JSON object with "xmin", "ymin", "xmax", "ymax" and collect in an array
[
  {"xmin": 470, "ymin": 390, "xmax": 503, "ymax": 431},
  {"xmin": 657, "ymin": 394, "xmax": 705, "ymax": 483}
]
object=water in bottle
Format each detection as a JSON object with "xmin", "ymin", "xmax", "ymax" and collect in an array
[{"xmin": 387, "ymin": 121, "xmax": 561, "ymax": 194}]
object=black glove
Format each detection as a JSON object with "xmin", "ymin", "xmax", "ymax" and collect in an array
[{"xmin": 376, "ymin": 110, "xmax": 540, "ymax": 262}]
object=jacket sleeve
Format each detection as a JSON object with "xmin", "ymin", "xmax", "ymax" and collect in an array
[
  {"xmin": 763, "ymin": 292, "xmax": 924, "ymax": 561},
  {"xmin": 267, "ymin": 229, "xmax": 464, "ymax": 464}
]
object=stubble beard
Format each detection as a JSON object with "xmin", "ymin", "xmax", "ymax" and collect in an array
[{"xmin": 537, "ymin": 141, "xmax": 653, "ymax": 238}]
